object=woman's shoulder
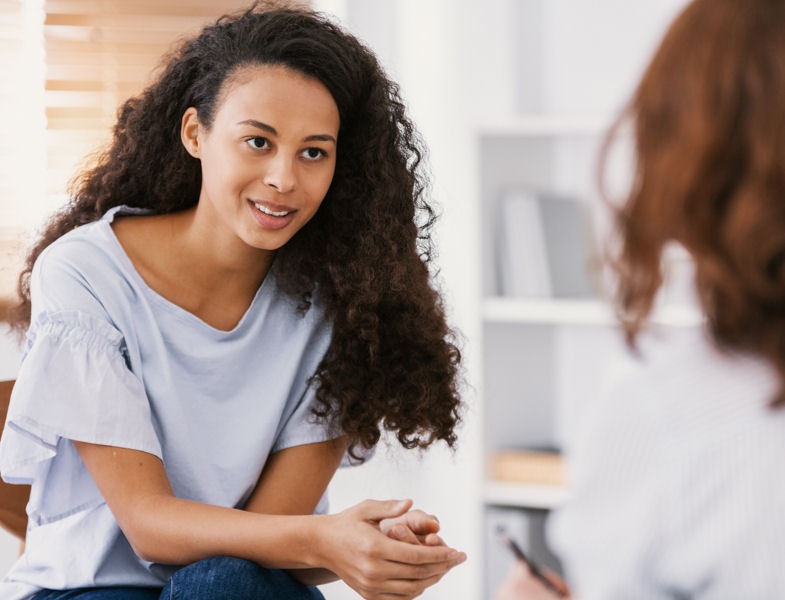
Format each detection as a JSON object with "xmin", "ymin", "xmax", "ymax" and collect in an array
[
  {"xmin": 29, "ymin": 209, "xmax": 151, "ymax": 316},
  {"xmin": 35, "ymin": 206, "xmax": 151, "ymax": 278},
  {"xmin": 617, "ymin": 325, "xmax": 775, "ymax": 406},
  {"xmin": 35, "ymin": 229, "xmax": 114, "ymax": 289}
]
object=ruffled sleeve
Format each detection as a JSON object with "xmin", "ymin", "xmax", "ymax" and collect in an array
[{"xmin": 0, "ymin": 311, "xmax": 162, "ymax": 485}]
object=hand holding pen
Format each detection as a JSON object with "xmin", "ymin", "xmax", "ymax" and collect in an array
[{"xmin": 495, "ymin": 526, "xmax": 570, "ymax": 599}]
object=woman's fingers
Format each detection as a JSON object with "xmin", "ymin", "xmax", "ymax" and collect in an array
[
  {"xmin": 347, "ymin": 537, "xmax": 465, "ymax": 596},
  {"xmin": 386, "ymin": 523, "xmax": 421, "ymax": 544},
  {"xmin": 379, "ymin": 508, "xmax": 440, "ymax": 544},
  {"xmin": 356, "ymin": 498, "xmax": 414, "ymax": 522},
  {"xmin": 381, "ymin": 535, "xmax": 464, "ymax": 568},
  {"xmin": 354, "ymin": 567, "xmax": 460, "ymax": 599},
  {"xmin": 423, "ymin": 532, "xmax": 445, "ymax": 546},
  {"xmin": 326, "ymin": 499, "xmax": 466, "ymax": 600}
]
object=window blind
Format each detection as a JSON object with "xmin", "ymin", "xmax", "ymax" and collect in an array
[
  {"xmin": 0, "ymin": 0, "xmax": 45, "ymax": 231},
  {"xmin": 0, "ymin": 0, "xmax": 308, "ymax": 230},
  {"xmin": 43, "ymin": 0, "xmax": 256, "ymax": 206}
]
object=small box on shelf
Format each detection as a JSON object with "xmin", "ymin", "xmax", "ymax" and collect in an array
[
  {"xmin": 490, "ymin": 448, "xmax": 565, "ymax": 487},
  {"xmin": 485, "ymin": 449, "xmax": 568, "ymax": 510}
]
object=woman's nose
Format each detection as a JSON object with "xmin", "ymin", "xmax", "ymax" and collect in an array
[{"xmin": 263, "ymin": 153, "xmax": 296, "ymax": 193}]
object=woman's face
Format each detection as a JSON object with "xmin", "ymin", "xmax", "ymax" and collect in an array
[{"xmin": 181, "ymin": 64, "xmax": 339, "ymax": 252}]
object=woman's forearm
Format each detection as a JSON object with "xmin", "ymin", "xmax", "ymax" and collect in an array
[
  {"xmin": 126, "ymin": 492, "xmax": 327, "ymax": 568},
  {"xmin": 74, "ymin": 442, "xmax": 466, "ymax": 598}
]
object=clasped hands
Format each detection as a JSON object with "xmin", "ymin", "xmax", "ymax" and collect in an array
[{"xmin": 321, "ymin": 498, "xmax": 466, "ymax": 600}]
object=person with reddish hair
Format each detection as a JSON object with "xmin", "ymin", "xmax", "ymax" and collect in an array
[{"xmin": 497, "ymin": 0, "xmax": 785, "ymax": 597}]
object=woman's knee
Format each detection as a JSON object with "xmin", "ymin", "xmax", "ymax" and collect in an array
[{"xmin": 164, "ymin": 556, "xmax": 324, "ymax": 599}]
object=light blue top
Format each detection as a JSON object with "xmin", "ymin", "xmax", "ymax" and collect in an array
[{"xmin": 0, "ymin": 206, "xmax": 336, "ymax": 599}]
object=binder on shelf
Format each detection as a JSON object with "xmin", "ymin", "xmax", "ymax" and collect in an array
[
  {"xmin": 495, "ymin": 188, "xmax": 595, "ymax": 299},
  {"xmin": 490, "ymin": 449, "xmax": 565, "ymax": 487},
  {"xmin": 495, "ymin": 189, "xmax": 551, "ymax": 298}
]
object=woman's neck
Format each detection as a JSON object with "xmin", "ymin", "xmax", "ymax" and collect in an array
[{"xmin": 112, "ymin": 207, "xmax": 274, "ymax": 331}]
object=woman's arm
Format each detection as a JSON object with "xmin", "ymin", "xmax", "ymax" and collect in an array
[
  {"xmin": 243, "ymin": 435, "xmax": 348, "ymax": 516},
  {"xmin": 74, "ymin": 441, "xmax": 465, "ymax": 598},
  {"xmin": 242, "ymin": 435, "xmax": 345, "ymax": 585},
  {"xmin": 243, "ymin": 436, "xmax": 453, "ymax": 586}
]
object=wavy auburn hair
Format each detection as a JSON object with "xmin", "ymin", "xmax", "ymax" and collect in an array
[
  {"xmin": 603, "ymin": 0, "xmax": 785, "ymax": 403},
  {"xmin": 11, "ymin": 2, "xmax": 462, "ymax": 454}
]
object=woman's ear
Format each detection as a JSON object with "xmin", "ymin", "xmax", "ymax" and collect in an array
[{"xmin": 181, "ymin": 107, "xmax": 201, "ymax": 158}]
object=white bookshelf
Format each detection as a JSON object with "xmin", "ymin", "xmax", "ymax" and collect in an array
[
  {"xmin": 484, "ymin": 297, "xmax": 702, "ymax": 328},
  {"xmin": 475, "ymin": 0, "xmax": 691, "ymax": 596},
  {"xmin": 477, "ymin": 115, "xmax": 610, "ymax": 138},
  {"xmin": 483, "ymin": 298, "xmax": 613, "ymax": 326},
  {"xmin": 483, "ymin": 481, "xmax": 568, "ymax": 511}
]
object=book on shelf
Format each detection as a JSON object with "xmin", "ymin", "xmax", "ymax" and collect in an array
[
  {"xmin": 495, "ymin": 188, "xmax": 595, "ymax": 299},
  {"xmin": 495, "ymin": 189, "xmax": 551, "ymax": 298},
  {"xmin": 490, "ymin": 449, "xmax": 565, "ymax": 487}
]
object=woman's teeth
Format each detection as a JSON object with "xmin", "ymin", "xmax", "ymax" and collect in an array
[{"xmin": 254, "ymin": 202, "xmax": 291, "ymax": 217}]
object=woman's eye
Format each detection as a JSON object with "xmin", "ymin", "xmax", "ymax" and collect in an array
[
  {"xmin": 245, "ymin": 137, "xmax": 269, "ymax": 150},
  {"xmin": 301, "ymin": 147, "xmax": 326, "ymax": 160}
]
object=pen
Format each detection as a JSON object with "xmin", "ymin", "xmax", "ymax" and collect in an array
[{"xmin": 496, "ymin": 525, "xmax": 567, "ymax": 598}]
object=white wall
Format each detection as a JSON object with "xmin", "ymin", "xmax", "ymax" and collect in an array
[{"xmin": 313, "ymin": 2, "xmax": 483, "ymax": 597}]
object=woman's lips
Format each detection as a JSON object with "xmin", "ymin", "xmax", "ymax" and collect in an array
[
  {"xmin": 252, "ymin": 200, "xmax": 294, "ymax": 216},
  {"xmin": 248, "ymin": 199, "xmax": 296, "ymax": 230}
]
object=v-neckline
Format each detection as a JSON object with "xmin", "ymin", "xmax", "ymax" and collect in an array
[{"xmin": 101, "ymin": 208, "xmax": 273, "ymax": 334}]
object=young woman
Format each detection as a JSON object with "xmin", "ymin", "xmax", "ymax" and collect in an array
[
  {"xmin": 0, "ymin": 4, "xmax": 465, "ymax": 599},
  {"xmin": 496, "ymin": 0, "xmax": 785, "ymax": 598}
]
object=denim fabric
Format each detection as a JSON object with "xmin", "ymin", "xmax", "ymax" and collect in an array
[
  {"xmin": 163, "ymin": 556, "xmax": 325, "ymax": 600},
  {"xmin": 31, "ymin": 589, "xmax": 160, "ymax": 600},
  {"xmin": 31, "ymin": 557, "xmax": 325, "ymax": 600}
]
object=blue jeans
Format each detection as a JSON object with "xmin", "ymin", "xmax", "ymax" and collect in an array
[{"xmin": 31, "ymin": 556, "xmax": 325, "ymax": 599}]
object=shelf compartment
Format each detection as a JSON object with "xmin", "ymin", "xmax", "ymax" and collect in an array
[
  {"xmin": 483, "ymin": 480, "xmax": 568, "ymax": 510},
  {"xmin": 483, "ymin": 296, "xmax": 703, "ymax": 327},
  {"xmin": 483, "ymin": 297, "xmax": 612, "ymax": 325},
  {"xmin": 476, "ymin": 114, "xmax": 612, "ymax": 138}
]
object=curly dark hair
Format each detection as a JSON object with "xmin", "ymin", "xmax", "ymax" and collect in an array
[
  {"xmin": 602, "ymin": 0, "xmax": 785, "ymax": 404},
  {"xmin": 11, "ymin": 2, "xmax": 463, "ymax": 454}
]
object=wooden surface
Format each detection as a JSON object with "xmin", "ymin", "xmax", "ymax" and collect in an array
[
  {"xmin": 0, "ymin": 380, "xmax": 29, "ymax": 539},
  {"xmin": 490, "ymin": 450, "xmax": 565, "ymax": 486}
]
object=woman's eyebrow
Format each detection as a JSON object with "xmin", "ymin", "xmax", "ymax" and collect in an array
[
  {"xmin": 305, "ymin": 133, "xmax": 337, "ymax": 144},
  {"xmin": 237, "ymin": 119, "xmax": 336, "ymax": 144},
  {"xmin": 237, "ymin": 118, "xmax": 277, "ymax": 134}
]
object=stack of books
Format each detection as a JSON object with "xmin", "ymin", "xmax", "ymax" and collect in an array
[{"xmin": 490, "ymin": 449, "xmax": 565, "ymax": 487}]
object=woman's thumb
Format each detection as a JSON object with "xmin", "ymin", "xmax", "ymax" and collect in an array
[{"xmin": 357, "ymin": 498, "xmax": 413, "ymax": 521}]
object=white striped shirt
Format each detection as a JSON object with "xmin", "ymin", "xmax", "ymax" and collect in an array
[{"xmin": 550, "ymin": 325, "xmax": 785, "ymax": 599}]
